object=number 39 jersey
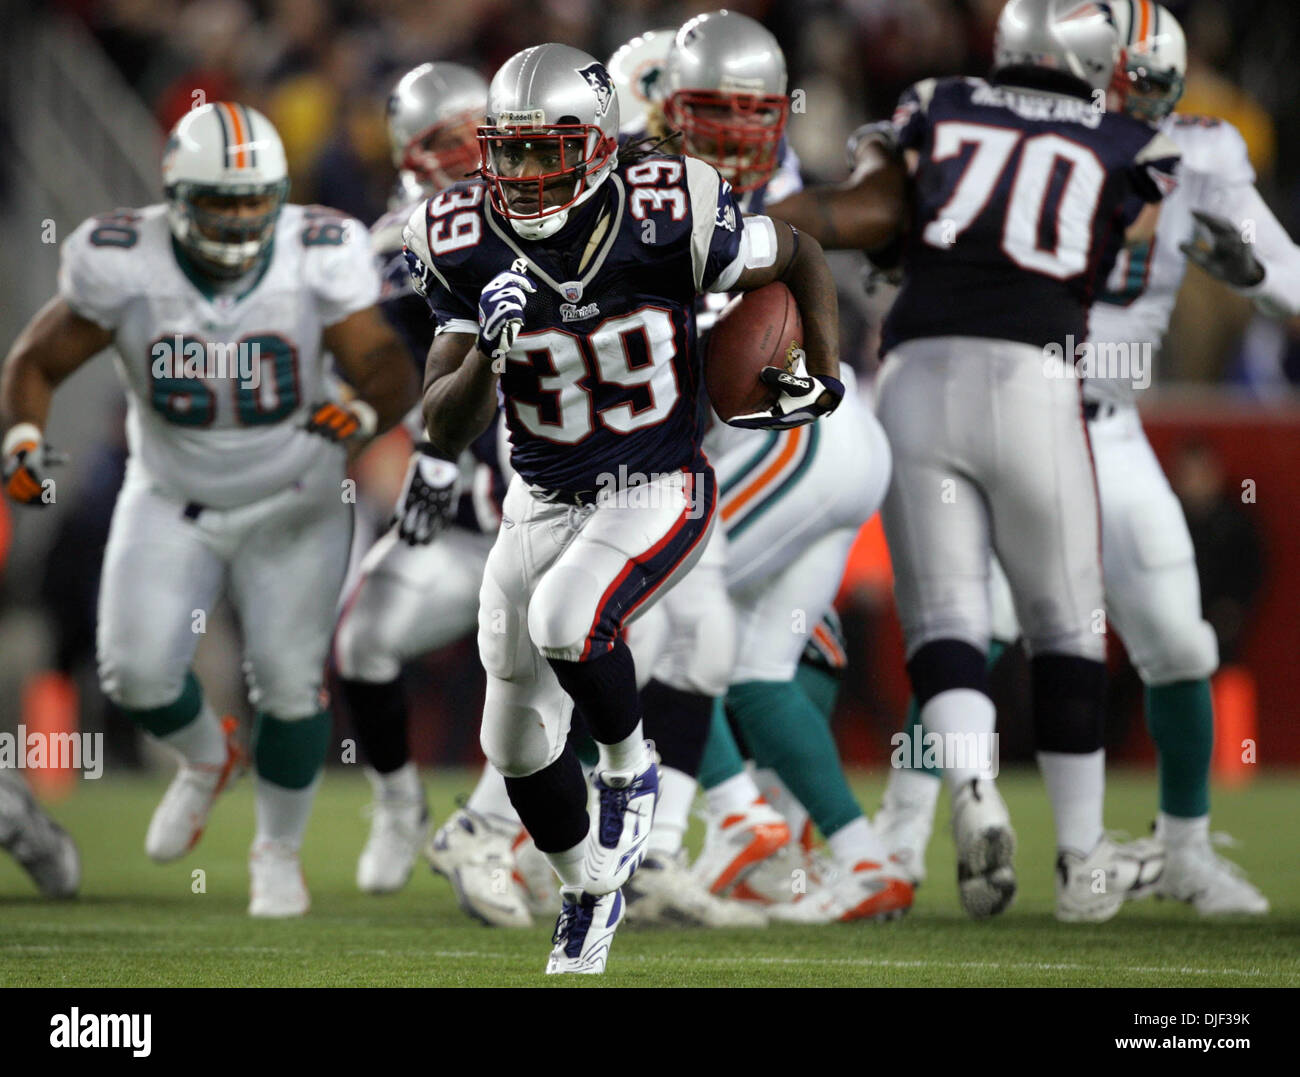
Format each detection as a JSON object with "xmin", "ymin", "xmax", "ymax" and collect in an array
[
  {"xmin": 881, "ymin": 76, "xmax": 1181, "ymax": 355},
  {"xmin": 58, "ymin": 203, "xmax": 379, "ymax": 508},
  {"xmin": 403, "ymin": 155, "xmax": 747, "ymax": 495}
]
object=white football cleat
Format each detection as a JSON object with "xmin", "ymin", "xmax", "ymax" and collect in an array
[
  {"xmin": 874, "ymin": 783, "xmax": 939, "ymax": 887},
  {"xmin": 427, "ymin": 807, "xmax": 531, "ymax": 928},
  {"xmin": 1055, "ymin": 836, "xmax": 1163, "ymax": 923},
  {"xmin": 0, "ymin": 770, "xmax": 80, "ymax": 898},
  {"xmin": 766, "ymin": 860, "xmax": 913, "ymax": 924},
  {"xmin": 545, "ymin": 886, "xmax": 625, "ymax": 975},
  {"xmin": 624, "ymin": 851, "xmax": 768, "ymax": 928},
  {"xmin": 692, "ymin": 797, "xmax": 791, "ymax": 897},
  {"xmin": 950, "ymin": 778, "xmax": 1016, "ymax": 919},
  {"xmin": 511, "ymin": 831, "xmax": 560, "ymax": 918},
  {"xmin": 356, "ymin": 768, "xmax": 429, "ymax": 895},
  {"xmin": 248, "ymin": 839, "xmax": 310, "ymax": 918},
  {"xmin": 1158, "ymin": 831, "xmax": 1268, "ymax": 916},
  {"xmin": 145, "ymin": 715, "xmax": 245, "ymax": 863},
  {"xmin": 584, "ymin": 746, "xmax": 658, "ymax": 895}
]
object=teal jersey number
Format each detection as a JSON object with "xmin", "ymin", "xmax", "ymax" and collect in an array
[
  {"xmin": 148, "ymin": 334, "xmax": 215, "ymax": 426},
  {"xmin": 234, "ymin": 333, "xmax": 300, "ymax": 425},
  {"xmin": 148, "ymin": 332, "xmax": 300, "ymax": 427}
]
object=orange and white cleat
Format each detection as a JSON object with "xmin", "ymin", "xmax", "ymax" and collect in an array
[
  {"xmin": 766, "ymin": 860, "xmax": 914, "ymax": 924},
  {"xmin": 145, "ymin": 715, "xmax": 246, "ymax": 863},
  {"xmin": 691, "ymin": 797, "xmax": 791, "ymax": 896}
]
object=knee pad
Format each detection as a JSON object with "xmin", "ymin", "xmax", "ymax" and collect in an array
[
  {"xmin": 98, "ymin": 652, "xmax": 188, "ymax": 712},
  {"xmin": 244, "ymin": 659, "xmax": 323, "ymax": 720},
  {"xmin": 527, "ymin": 564, "xmax": 597, "ymax": 661},
  {"xmin": 1031, "ymin": 653, "xmax": 1105, "ymax": 753},
  {"xmin": 1132, "ymin": 619, "xmax": 1218, "ymax": 686},
  {"xmin": 332, "ymin": 593, "xmax": 402, "ymax": 684},
  {"xmin": 479, "ymin": 679, "xmax": 568, "ymax": 778},
  {"xmin": 907, "ymin": 639, "xmax": 988, "ymax": 708}
]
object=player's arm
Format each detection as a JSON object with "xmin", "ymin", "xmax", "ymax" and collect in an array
[
  {"xmin": 765, "ymin": 141, "xmax": 908, "ymax": 253},
  {"xmin": 1, "ymin": 297, "xmax": 112, "ymax": 505},
  {"xmin": 321, "ymin": 305, "xmax": 420, "ymax": 441},
  {"xmin": 420, "ymin": 329, "xmax": 497, "ymax": 461}
]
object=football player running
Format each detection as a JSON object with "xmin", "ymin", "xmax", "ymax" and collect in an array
[
  {"xmin": 769, "ymin": 0, "xmax": 1182, "ymax": 922},
  {"xmin": 331, "ymin": 62, "xmax": 514, "ymax": 902},
  {"xmin": 873, "ymin": 2, "xmax": 1290, "ymax": 917},
  {"xmin": 620, "ymin": 11, "xmax": 912, "ymax": 925},
  {"xmin": 406, "ymin": 43, "xmax": 843, "ymax": 972},
  {"xmin": 1, "ymin": 104, "xmax": 417, "ymax": 916}
]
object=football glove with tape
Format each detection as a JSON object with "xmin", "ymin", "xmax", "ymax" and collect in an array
[
  {"xmin": 394, "ymin": 444, "xmax": 460, "ymax": 546},
  {"xmin": 2, "ymin": 425, "xmax": 59, "ymax": 506},
  {"xmin": 1179, "ymin": 210, "xmax": 1265, "ymax": 289},
  {"xmin": 477, "ymin": 259, "xmax": 535, "ymax": 361},
  {"xmin": 304, "ymin": 400, "xmax": 377, "ymax": 444},
  {"xmin": 727, "ymin": 354, "xmax": 845, "ymax": 431}
]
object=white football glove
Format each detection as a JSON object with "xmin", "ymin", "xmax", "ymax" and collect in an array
[
  {"xmin": 477, "ymin": 258, "xmax": 535, "ymax": 361},
  {"xmin": 727, "ymin": 352, "xmax": 846, "ymax": 430}
]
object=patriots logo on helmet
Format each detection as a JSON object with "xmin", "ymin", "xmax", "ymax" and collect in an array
[{"xmin": 577, "ymin": 62, "xmax": 615, "ymax": 117}]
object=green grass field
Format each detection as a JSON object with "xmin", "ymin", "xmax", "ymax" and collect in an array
[{"xmin": 2, "ymin": 767, "xmax": 1296, "ymax": 987}]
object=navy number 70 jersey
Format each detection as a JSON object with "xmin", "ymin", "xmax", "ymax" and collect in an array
[
  {"xmin": 882, "ymin": 76, "xmax": 1181, "ymax": 354},
  {"xmin": 403, "ymin": 155, "xmax": 751, "ymax": 495}
]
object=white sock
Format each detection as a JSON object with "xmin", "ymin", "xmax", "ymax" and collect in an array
[
  {"xmin": 827, "ymin": 815, "xmax": 887, "ymax": 867},
  {"xmin": 466, "ymin": 763, "xmax": 522, "ymax": 834},
  {"xmin": 884, "ymin": 764, "xmax": 943, "ymax": 809},
  {"xmin": 1037, "ymin": 749, "xmax": 1104, "ymax": 856},
  {"xmin": 160, "ymin": 701, "xmax": 224, "ymax": 767},
  {"xmin": 704, "ymin": 771, "xmax": 759, "ymax": 818},
  {"xmin": 366, "ymin": 761, "xmax": 422, "ymax": 803},
  {"xmin": 647, "ymin": 766, "xmax": 696, "ymax": 858},
  {"xmin": 1158, "ymin": 812, "xmax": 1209, "ymax": 847},
  {"xmin": 255, "ymin": 774, "xmax": 321, "ymax": 850},
  {"xmin": 598, "ymin": 725, "xmax": 649, "ymax": 775},
  {"xmin": 921, "ymin": 689, "xmax": 997, "ymax": 788},
  {"xmin": 544, "ymin": 839, "xmax": 587, "ymax": 889}
]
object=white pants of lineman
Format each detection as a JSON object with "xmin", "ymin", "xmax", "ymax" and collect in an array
[
  {"xmin": 987, "ymin": 401, "xmax": 1217, "ymax": 683},
  {"xmin": 478, "ymin": 468, "xmax": 715, "ymax": 777},
  {"xmin": 876, "ymin": 336, "xmax": 1105, "ymax": 661},
  {"xmin": 97, "ymin": 451, "xmax": 353, "ymax": 717},
  {"xmin": 333, "ymin": 525, "xmax": 496, "ymax": 683},
  {"xmin": 636, "ymin": 386, "xmax": 891, "ymax": 688}
]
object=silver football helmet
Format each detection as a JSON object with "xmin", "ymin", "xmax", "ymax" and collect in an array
[
  {"xmin": 993, "ymin": 0, "xmax": 1120, "ymax": 94},
  {"xmin": 479, "ymin": 43, "xmax": 620, "ymax": 241},
  {"xmin": 662, "ymin": 10, "xmax": 789, "ymax": 193},
  {"xmin": 386, "ymin": 62, "xmax": 488, "ymax": 196},
  {"xmin": 1109, "ymin": 0, "xmax": 1186, "ymax": 122}
]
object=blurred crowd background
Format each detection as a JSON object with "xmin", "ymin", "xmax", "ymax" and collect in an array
[{"xmin": 2, "ymin": 0, "xmax": 1299, "ymax": 785}]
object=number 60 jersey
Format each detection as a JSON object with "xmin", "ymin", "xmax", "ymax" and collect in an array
[
  {"xmin": 881, "ymin": 76, "xmax": 1181, "ymax": 355},
  {"xmin": 403, "ymin": 155, "xmax": 747, "ymax": 496},
  {"xmin": 58, "ymin": 203, "xmax": 379, "ymax": 508}
]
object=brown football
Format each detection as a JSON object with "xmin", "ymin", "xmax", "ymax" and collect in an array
[{"xmin": 705, "ymin": 282, "xmax": 804, "ymax": 421}]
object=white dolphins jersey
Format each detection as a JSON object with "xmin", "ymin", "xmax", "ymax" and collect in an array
[
  {"xmin": 1087, "ymin": 114, "xmax": 1300, "ymax": 405},
  {"xmin": 59, "ymin": 203, "xmax": 379, "ymax": 508}
]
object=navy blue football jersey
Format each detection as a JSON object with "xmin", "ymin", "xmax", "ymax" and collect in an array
[
  {"xmin": 403, "ymin": 155, "xmax": 748, "ymax": 495},
  {"xmin": 881, "ymin": 76, "xmax": 1181, "ymax": 354}
]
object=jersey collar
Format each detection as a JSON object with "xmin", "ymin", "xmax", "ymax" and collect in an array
[{"xmin": 170, "ymin": 237, "xmax": 274, "ymax": 305}]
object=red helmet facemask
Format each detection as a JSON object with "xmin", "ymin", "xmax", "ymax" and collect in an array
[
  {"xmin": 664, "ymin": 89, "xmax": 789, "ymax": 193},
  {"xmin": 402, "ymin": 109, "xmax": 483, "ymax": 191},
  {"xmin": 476, "ymin": 125, "xmax": 617, "ymax": 221}
]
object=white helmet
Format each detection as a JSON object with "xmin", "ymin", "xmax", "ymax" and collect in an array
[
  {"xmin": 1108, "ymin": 0, "xmax": 1187, "ymax": 122},
  {"xmin": 479, "ymin": 44, "xmax": 620, "ymax": 241},
  {"xmin": 606, "ymin": 28, "xmax": 675, "ymax": 136},
  {"xmin": 162, "ymin": 102, "xmax": 290, "ymax": 278}
]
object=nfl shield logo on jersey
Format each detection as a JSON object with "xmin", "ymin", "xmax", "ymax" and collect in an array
[{"xmin": 561, "ymin": 281, "xmax": 584, "ymax": 302}]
